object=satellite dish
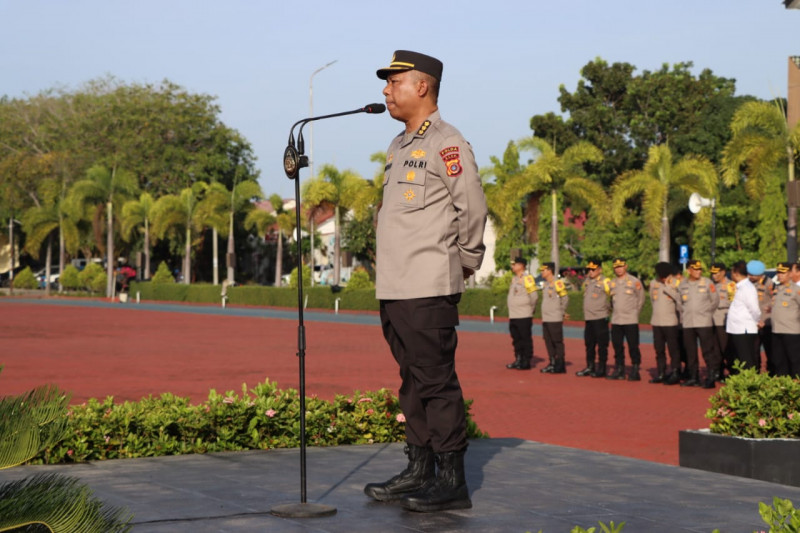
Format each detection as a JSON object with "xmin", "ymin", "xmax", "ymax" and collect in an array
[{"xmin": 688, "ymin": 193, "xmax": 713, "ymax": 214}]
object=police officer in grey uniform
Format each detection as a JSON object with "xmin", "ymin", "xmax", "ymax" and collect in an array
[
  {"xmin": 506, "ymin": 257, "xmax": 538, "ymax": 370},
  {"xmin": 748, "ymin": 260, "xmax": 774, "ymax": 374},
  {"xmin": 607, "ymin": 258, "xmax": 646, "ymax": 381},
  {"xmin": 539, "ymin": 262, "xmax": 569, "ymax": 374},
  {"xmin": 650, "ymin": 262, "xmax": 683, "ymax": 384},
  {"xmin": 364, "ymin": 50, "xmax": 487, "ymax": 513},
  {"xmin": 771, "ymin": 262, "xmax": 800, "ymax": 377},
  {"xmin": 678, "ymin": 259, "xmax": 720, "ymax": 388},
  {"xmin": 710, "ymin": 262, "xmax": 735, "ymax": 379},
  {"xmin": 579, "ymin": 259, "xmax": 610, "ymax": 378}
]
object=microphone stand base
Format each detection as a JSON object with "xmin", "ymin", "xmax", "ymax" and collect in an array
[{"xmin": 270, "ymin": 502, "xmax": 338, "ymax": 518}]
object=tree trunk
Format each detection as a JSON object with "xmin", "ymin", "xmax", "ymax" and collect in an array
[
  {"xmin": 309, "ymin": 218, "xmax": 315, "ymax": 287},
  {"xmin": 106, "ymin": 200, "xmax": 114, "ymax": 298},
  {"xmin": 275, "ymin": 231, "xmax": 283, "ymax": 287},
  {"xmin": 144, "ymin": 218, "xmax": 151, "ymax": 280},
  {"xmin": 226, "ymin": 212, "xmax": 235, "ymax": 284},
  {"xmin": 8, "ymin": 217, "xmax": 14, "ymax": 295},
  {"xmin": 787, "ymin": 149, "xmax": 797, "ymax": 263},
  {"xmin": 334, "ymin": 205, "xmax": 341, "ymax": 286},
  {"xmin": 659, "ymin": 203, "xmax": 671, "ymax": 263},
  {"xmin": 183, "ymin": 226, "xmax": 191, "ymax": 284},
  {"xmin": 550, "ymin": 189, "xmax": 559, "ymax": 273},
  {"xmin": 44, "ymin": 234, "xmax": 53, "ymax": 297},
  {"xmin": 212, "ymin": 227, "xmax": 219, "ymax": 285},
  {"xmin": 58, "ymin": 222, "xmax": 65, "ymax": 293}
]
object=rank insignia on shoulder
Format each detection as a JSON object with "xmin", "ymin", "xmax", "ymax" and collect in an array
[
  {"xmin": 406, "ymin": 171, "xmax": 416, "ymax": 181},
  {"xmin": 417, "ymin": 121, "xmax": 431, "ymax": 136},
  {"xmin": 403, "ymin": 189, "xmax": 416, "ymax": 201},
  {"xmin": 555, "ymin": 279, "xmax": 568, "ymax": 296},
  {"xmin": 709, "ymin": 284, "xmax": 716, "ymax": 292},
  {"xmin": 411, "ymin": 149, "xmax": 426, "ymax": 159},
  {"xmin": 523, "ymin": 275, "xmax": 536, "ymax": 293},
  {"xmin": 439, "ymin": 146, "xmax": 463, "ymax": 177}
]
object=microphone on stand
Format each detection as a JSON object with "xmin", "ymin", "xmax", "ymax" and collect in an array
[{"xmin": 283, "ymin": 103, "xmax": 386, "ymax": 179}]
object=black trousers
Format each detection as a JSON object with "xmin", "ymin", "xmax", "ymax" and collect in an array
[
  {"xmin": 712, "ymin": 324, "xmax": 732, "ymax": 373},
  {"xmin": 611, "ymin": 323, "xmax": 641, "ymax": 365},
  {"xmin": 683, "ymin": 327, "xmax": 719, "ymax": 377},
  {"xmin": 583, "ymin": 318, "xmax": 609, "ymax": 367},
  {"xmin": 772, "ymin": 333, "xmax": 800, "ymax": 377},
  {"xmin": 380, "ymin": 295, "xmax": 467, "ymax": 453},
  {"xmin": 509, "ymin": 317, "xmax": 533, "ymax": 362},
  {"xmin": 729, "ymin": 333, "xmax": 758, "ymax": 370},
  {"xmin": 542, "ymin": 321, "xmax": 565, "ymax": 363},
  {"xmin": 652, "ymin": 325, "xmax": 680, "ymax": 373},
  {"xmin": 755, "ymin": 325, "xmax": 774, "ymax": 374}
]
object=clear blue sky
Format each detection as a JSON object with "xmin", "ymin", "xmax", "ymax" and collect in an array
[{"xmin": 1, "ymin": 1, "xmax": 798, "ymax": 198}]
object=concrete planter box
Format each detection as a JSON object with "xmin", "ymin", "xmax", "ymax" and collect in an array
[{"xmin": 679, "ymin": 429, "xmax": 800, "ymax": 487}]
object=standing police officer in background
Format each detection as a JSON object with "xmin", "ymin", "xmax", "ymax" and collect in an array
[
  {"xmin": 649, "ymin": 262, "xmax": 683, "ymax": 384},
  {"xmin": 771, "ymin": 262, "xmax": 800, "ymax": 377},
  {"xmin": 539, "ymin": 262, "xmax": 569, "ymax": 374},
  {"xmin": 607, "ymin": 258, "xmax": 646, "ymax": 381},
  {"xmin": 710, "ymin": 263, "xmax": 735, "ymax": 380},
  {"xmin": 748, "ymin": 260, "xmax": 774, "ymax": 374},
  {"xmin": 679, "ymin": 260, "xmax": 720, "ymax": 388},
  {"xmin": 506, "ymin": 257, "xmax": 538, "ymax": 370},
  {"xmin": 364, "ymin": 51, "xmax": 487, "ymax": 513},
  {"xmin": 578, "ymin": 259, "xmax": 610, "ymax": 378}
]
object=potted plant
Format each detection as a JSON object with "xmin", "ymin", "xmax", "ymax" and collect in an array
[{"xmin": 679, "ymin": 364, "xmax": 800, "ymax": 486}]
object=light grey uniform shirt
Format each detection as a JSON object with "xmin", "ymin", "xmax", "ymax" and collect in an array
[
  {"xmin": 713, "ymin": 279, "xmax": 736, "ymax": 327},
  {"xmin": 609, "ymin": 273, "xmax": 645, "ymax": 325},
  {"xmin": 375, "ymin": 111, "xmax": 488, "ymax": 300},
  {"xmin": 541, "ymin": 279, "xmax": 569, "ymax": 323},
  {"xmin": 582, "ymin": 276, "xmax": 610, "ymax": 321},
  {"xmin": 771, "ymin": 282, "xmax": 800, "ymax": 334},
  {"xmin": 679, "ymin": 277, "xmax": 719, "ymax": 329},
  {"xmin": 649, "ymin": 280, "xmax": 682, "ymax": 327},
  {"xmin": 507, "ymin": 274, "xmax": 538, "ymax": 319},
  {"xmin": 754, "ymin": 276, "xmax": 774, "ymax": 326}
]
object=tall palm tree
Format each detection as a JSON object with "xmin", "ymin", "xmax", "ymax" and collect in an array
[
  {"xmin": 302, "ymin": 164, "xmax": 368, "ymax": 285},
  {"xmin": 151, "ymin": 183, "xmax": 207, "ymax": 284},
  {"xmin": 515, "ymin": 137, "xmax": 605, "ymax": 272},
  {"xmin": 120, "ymin": 192, "xmax": 155, "ymax": 280},
  {"xmin": 243, "ymin": 202, "xmax": 278, "ymax": 284},
  {"xmin": 612, "ymin": 144, "xmax": 718, "ymax": 262},
  {"xmin": 69, "ymin": 164, "xmax": 139, "ymax": 297},
  {"xmin": 722, "ymin": 100, "xmax": 800, "ymax": 261}
]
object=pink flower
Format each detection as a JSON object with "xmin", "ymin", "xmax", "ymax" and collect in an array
[
  {"xmin": 396, "ymin": 413, "xmax": 406, "ymax": 423},
  {"xmin": 789, "ymin": 413, "xmax": 795, "ymax": 420},
  {"xmin": 104, "ymin": 435, "xmax": 110, "ymax": 444},
  {"xmin": 758, "ymin": 418, "xmax": 767, "ymax": 427},
  {"xmin": 358, "ymin": 397, "xmax": 373, "ymax": 403},
  {"xmin": 67, "ymin": 450, "xmax": 74, "ymax": 456},
  {"xmin": 366, "ymin": 409, "xmax": 374, "ymax": 415},
  {"xmin": 223, "ymin": 396, "xmax": 236, "ymax": 404},
  {"xmin": 265, "ymin": 409, "xmax": 276, "ymax": 418}
]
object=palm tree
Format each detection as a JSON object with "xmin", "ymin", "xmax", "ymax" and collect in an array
[
  {"xmin": 120, "ymin": 192, "xmax": 155, "ymax": 280},
  {"xmin": 151, "ymin": 183, "xmax": 207, "ymax": 284},
  {"xmin": 243, "ymin": 202, "xmax": 278, "ymax": 284},
  {"xmin": 69, "ymin": 165, "xmax": 139, "ymax": 297},
  {"xmin": 612, "ymin": 144, "xmax": 718, "ymax": 262},
  {"xmin": 302, "ymin": 164, "xmax": 369, "ymax": 285},
  {"xmin": 515, "ymin": 137, "xmax": 605, "ymax": 272},
  {"xmin": 722, "ymin": 100, "xmax": 800, "ymax": 261}
]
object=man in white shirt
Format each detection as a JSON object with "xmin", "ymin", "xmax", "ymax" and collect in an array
[{"xmin": 726, "ymin": 260, "xmax": 762, "ymax": 370}]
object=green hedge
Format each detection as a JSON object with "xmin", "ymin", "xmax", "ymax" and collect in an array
[{"xmin": 129, "ymin": 282, "xmax": 654, "ymax": 324}]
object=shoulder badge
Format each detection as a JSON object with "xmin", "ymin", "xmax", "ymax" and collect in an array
[
  {"xmin": 603, "ymin": 278, "xmax": 611, "ymax": 295},
  {"xmin": 417, "ymin": 120, "xmax": 431, "ymax": 136},
  {"xmin": 523, "ymin": 275, "xmax": 537, "ymax": 293},
  {"xmin": 555, "ymin": 279, "xmax": 568, "ymax": 297},
  {"xmin": 727, "ymin": 282, "xmax": 736, "ymax": 300},
  {"xmin": 439, "ymin": 146, "xmax": 463, "ymax": 177},
  {"xmin": 709, "ymin": 283, "xmax": 716, "ymax": 293}
]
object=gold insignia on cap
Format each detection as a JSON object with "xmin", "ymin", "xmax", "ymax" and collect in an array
[
  {"xmin": 417, "ymin": 120, "xmax": 431, "ymax": 136},
  {"xmin": 411, "ymin": 150, "xmax": 426, "ymax": 159},
  {"xmin": 406, "ymin": 171, "xmax": 416, "ymax": 181},
  {"xmin": 404, "ymin": 189, "xmax": 416, "ymax": 201}
]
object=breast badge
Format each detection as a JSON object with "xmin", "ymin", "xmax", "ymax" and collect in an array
[
  {"xmin": 404, "ymin": 189, "xmax": 416, "ymax": 201},
  {"xmin": 406, "ymin": 171, "xmax": 415, "ymax": 181}
]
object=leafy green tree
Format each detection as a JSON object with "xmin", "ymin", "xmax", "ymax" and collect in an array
[
  {"xmin": 722, "ymin": 100, "xmax": 800, "ymax": 261},
  {"xmin": 120, "ymin": 192, "xmax": 156, "ymax": 280},
  {"xmin": 515, "ymin": 137, "xmax": 605, "ymax": 272},
  {"xmin": 611, "ymin": 144, "xmax": 718, "ymax": 262},
  {"xmin": 151, "ymin": 183, "xmax": 207, "ymax": 284},
  {"xmin": 69, "ymin": 165, "xmax": 139, "ymax": 296},
  {"xmin": 151, "ymin": 261, "xmax": 176, "ymax": 284}
]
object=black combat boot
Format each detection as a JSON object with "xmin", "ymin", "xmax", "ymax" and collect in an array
[
  {"xmin": 505, "ymin": 352, "xmax": 522, "ymax": 370},
  {"xmin": 606, "ymin": 364, "xmax": 625, "ymax": 380},
  {"xmin": 552, "ymin": 358, "xmax": 566, "ymax": 374},
  {"xmin": 540, "ymin": 356, "xmax": 556, "ymax": 373},
  {"xmin": 591, "ymin": 362, "xmax": 607, "ymax": 378},
  {"xmin": 517, "ymin": 356, "xmax": 532, "ymax": 370},
  {"xmin": 663, "ymin": 370, "xmax": 681, "ymax": 385},
  {"xmin": 649, "ymin": 364, "xmax": 666, "ymax": 383},
  {"xmin": 576, "ymin": 363, "xmax": 594, "ymax": 377},
  {"xmin": 364, "ymin": 444, "xmax": 435, "ymax": 501},
  {"xmin": 702, "ymin": 370, "xmax": 719, "ymax": 389},
  {"xmin": 401, "ymin": 449, "xmax": 472, "ymax": 512},
  {"xmin": 627, "ymin": 364, "xmax": 641, "ymax": 381},
  {"xmin": 680, "ymin": 372, "xmax": 701, "ymax": 387}
]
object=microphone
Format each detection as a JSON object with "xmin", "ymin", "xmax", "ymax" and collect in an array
[{"xmin": 284, "ymin": 103, "xmax": 386, "ymax": 179}]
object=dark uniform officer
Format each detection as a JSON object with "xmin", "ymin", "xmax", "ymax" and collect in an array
[
  {"xmin": 678, "ymin": 259, "xmax": 720, "ymax": 388},
  {"xmin": 608, "ymin": 257, "xmax": 646, "ymax": 381},
  {"xmin": 771, "ymin": 262, "xmax": 800, "ymax": 377},
  {"xmin": 649, "ymin": 262, "xmax": 683, "ymax": 384},
  {"xmin": 506, "ymin": 257, "xmax": 538, "ymax": 370},
  {"xmin": 579, "ymin": 259, "xmax": 610, "ymax": 378},
  {"xmin": 539, "ymin": 262, "xmax": 569, "ymax": 374},
  {"xmin": 365, "ymin": 50, "xmax": 488, "ymax": 513}
]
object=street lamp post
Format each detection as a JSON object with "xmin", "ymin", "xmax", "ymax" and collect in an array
[{"xmin": 308, "ymin": 60, "xmax": 337, "ymax": 287}]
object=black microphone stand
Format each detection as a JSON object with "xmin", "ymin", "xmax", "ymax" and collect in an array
[{"xmin": 270, "ymin": 119, "xmax": 338, "ymax": 519}]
